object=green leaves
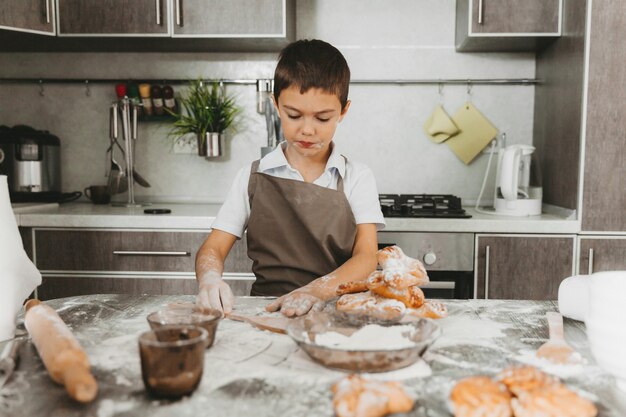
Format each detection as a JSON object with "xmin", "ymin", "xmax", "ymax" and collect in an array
[{"xmin": 167, "ymin": 79, "xmax": 241, "ymax": 139}]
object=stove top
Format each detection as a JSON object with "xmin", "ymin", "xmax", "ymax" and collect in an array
[{"xmin": 379, "ymin": 194, "xmax": 472, "ymax": 218}]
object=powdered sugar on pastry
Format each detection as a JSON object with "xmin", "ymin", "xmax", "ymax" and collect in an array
[
  {"xmin": 332, "ymin": 375, "xmax": 414, "ymax": 417},
  {"xmin": 376, "ymin": 246, "xmax": 429, "ymax": 288},
  {"xmin": 449, "ymin": 376, "xmax": 512, "ymax": 417},
  {"xmin": 336, "ymin": 291, "xmax": 406, "ymax": 321}
]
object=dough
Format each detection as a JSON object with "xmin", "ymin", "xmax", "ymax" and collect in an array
[
  {"xmin": 511, "ymin": 383, "xmax": 597, "ymax": 417},
  {"xmin": 332, "ymin": 375, "xmax": 414, "ymax": 417},
  {"xmin": 449, "ymin": 376, "xmax": 512, "ymax": 417}
]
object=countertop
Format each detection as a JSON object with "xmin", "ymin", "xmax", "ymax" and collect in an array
[
  {"xmin": 1, "ymin": 295, "xmax": 623, "ymax": 417},
  {"xmin": 13, "ymin": 202, "xmax": 580, "ymax": 233}
]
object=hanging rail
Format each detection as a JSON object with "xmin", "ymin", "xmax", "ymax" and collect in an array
[{"xmin": 0, "ymin": 77, "xmax": 539, "ymax": 86}]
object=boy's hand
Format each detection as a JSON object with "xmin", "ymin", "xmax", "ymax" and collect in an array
[
  {"xmin": 196, "ymin": 271, "xmax": 234, "ymax": 314},
  {"xmin": 266, "ymin": 288, "xmax": 325, "ymax": 317}
]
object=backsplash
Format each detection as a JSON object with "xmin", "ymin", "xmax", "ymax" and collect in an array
[{"xmin": 0, "ymin": 1, "xmax": 535, "ymax": 204}]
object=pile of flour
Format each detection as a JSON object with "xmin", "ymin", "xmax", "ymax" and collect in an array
[{"xmin": 311, "ymin": 324, "xmax": 416, "ymax": 350}]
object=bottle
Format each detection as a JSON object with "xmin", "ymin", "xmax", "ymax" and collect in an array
[
  {"xmin": 127, "ymin": 83, "xmax": 142, "ymax": 116},
  {"xmin": 139, "ymin": 84, "xmax": 153, "ymax": 115},
  {"xmin": 115, "ymin": 83, "xmax": 127, "ymax": 100},
  {"xmin": 162, "ymin": 85, "xmax": 176, "ymax": 113},
  {"xmin": 150, "ymin": 85, "xmax": 164, "ymax": 116}
]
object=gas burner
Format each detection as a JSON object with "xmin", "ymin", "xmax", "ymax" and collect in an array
[{"xmin": 379, "ymin": 194, "xmax": 472, "ymax": 218}]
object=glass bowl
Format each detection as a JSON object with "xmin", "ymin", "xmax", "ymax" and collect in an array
[
  {"xmin": 286, "ymin": 312, "xmax": 441, "ymax": 373},
  {"xmin": 147, "ymin": 305, "xmax": 222, "ymax": 349}
]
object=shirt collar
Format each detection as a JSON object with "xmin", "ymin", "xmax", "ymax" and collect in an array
[{"xmin": 259, "ymin": 142, "xmax": 346, "ymax": 178}]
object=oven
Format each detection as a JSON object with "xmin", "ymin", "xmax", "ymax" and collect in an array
[{"xmin": 377, "ymin": 231, "xmax": 474, "ymax": 299}]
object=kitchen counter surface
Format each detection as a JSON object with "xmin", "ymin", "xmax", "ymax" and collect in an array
[
  {"xmin": 2, "ymin": 295, "xmax": 623, "ymax": 417},
  {"xmin": 14, "ymin": 202, "xmax": 580, "ymax": 233}
]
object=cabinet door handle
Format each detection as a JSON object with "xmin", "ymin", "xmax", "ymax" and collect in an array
[
  {"xmin": 45, "ymin": 0, "xmax": 50, "ymax": 24},
  {"xmin": 478, "ymin": 0, "xmax": 484, "ymax": 24},
  {"xmin": 155, "ymin": 0, "xmax": 161, "ymax": 25},
  {"xmin": 113, "ymin": 250, "xmax": 191, "ymax": 257},
  {"xmin": 176, "ymin": 0, "xmax": 183, "ymax": 27},
  {"xmin": 588, "ymin": 248, "xmax": 594, "ymax": 275},
  {"xmin": 484, "ymin": 245, "xmax": 490, "ymax": 299}
]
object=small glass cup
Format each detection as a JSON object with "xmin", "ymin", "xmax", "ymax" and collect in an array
[
  {"xmin": 138, "ymin": 325, "xmax": 208, "ymax": 398},
  {"xmin": 147, "ymin": 306, "xmax": 222, "ymax": 349}
]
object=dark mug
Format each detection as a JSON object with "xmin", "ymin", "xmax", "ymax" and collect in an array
[{"xmin": 84, "ymin": 185, "xmax": 111, "ymax": 204}]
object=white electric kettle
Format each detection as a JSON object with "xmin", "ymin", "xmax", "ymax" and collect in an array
[{"xmin": 494, "ymin": 144, "xmax": 542, "ymax": 216}]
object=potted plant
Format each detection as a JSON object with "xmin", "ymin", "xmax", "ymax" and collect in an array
[{"xmin": 168, "ymin": 79, "xmax": 241, "ymax": 157}]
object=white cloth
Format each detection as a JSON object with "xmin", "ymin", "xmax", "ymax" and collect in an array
[
  {"xmin": 0, "ymin": 176, "xmax": 41, "ymax": 341},
  {"xmin": 211, "ymin": 143, "xmax": 385, "ymax": 238}
]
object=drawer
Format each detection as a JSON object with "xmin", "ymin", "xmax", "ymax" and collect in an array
[{"xmin": 34, "ymin": 229, "xmax": 252, "ymax": 273}]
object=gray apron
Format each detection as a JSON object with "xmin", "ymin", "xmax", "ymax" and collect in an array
[{"xmin": 246, "ymin": 159, "xmax": 357, "ymax": 296}]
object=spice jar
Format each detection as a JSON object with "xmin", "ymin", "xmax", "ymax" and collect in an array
[
  {"xmin": 162, "ymin": 85, "xmax": 176, "ymax": 113},
  {"xmin": 139, "ymin": 84, "xmax": 153, "ymax": 116},
  {"xmin": 150, "ymin": 85, "xmax": 164, "ymax": 116}
]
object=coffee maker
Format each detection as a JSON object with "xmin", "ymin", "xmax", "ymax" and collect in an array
[
  {"xmin": 0, "ymin": 125, "xmax": 78, "ymax": 203},
  {"xmin": 494, "ymin": 144, "xmax": 543, "ymax": 216}
]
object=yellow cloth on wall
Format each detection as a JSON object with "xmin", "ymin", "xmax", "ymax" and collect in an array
[
  {"xmin": 446, "ymin": 102, "xmax": 498, "ymax": 164},
  {"xmin": 423, "ymin": 105, "xmax": 460, "ymax": 143}
]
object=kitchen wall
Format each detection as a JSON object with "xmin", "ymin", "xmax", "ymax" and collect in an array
[{"xmin": 0, "ymin": 0, "xmax": 536, "ymax": 204}]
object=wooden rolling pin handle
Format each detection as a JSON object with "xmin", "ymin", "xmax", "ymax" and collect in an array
[{"xmin": 24, "ymin": 299, "xmax": 98, "ymax": 403}]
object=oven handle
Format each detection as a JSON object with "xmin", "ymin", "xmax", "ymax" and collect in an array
[
  {"xmin": 484, "ymin": 245, "xmax": 490, "ymax": 300},
  {"xmin": 421, "ymin": 281, "xmax": 455, "ymax": 290}
]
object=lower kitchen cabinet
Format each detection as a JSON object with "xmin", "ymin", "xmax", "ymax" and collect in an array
[
  {"xmin": 29, "ymin": 228, "xmax": 254, "ymax": 300},
  {"xmin": 475, "ymin": 234, "xmax": 576, "ymax": 300},
  {"xmin": 578, "ymin": 236, "xmax": 626, "ymax": 274}
]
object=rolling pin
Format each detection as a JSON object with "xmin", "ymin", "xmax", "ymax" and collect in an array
[{"xmin": 24, "ymin": 299, "xmax": 97, "ymax": 403}]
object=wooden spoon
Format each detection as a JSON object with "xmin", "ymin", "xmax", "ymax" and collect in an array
[{"xmin": 536, "ymin": 312, "xmax": 582, "ymax": 364}]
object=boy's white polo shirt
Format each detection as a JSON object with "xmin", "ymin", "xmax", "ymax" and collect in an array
[{"xmin": 211, "ymin": 142, "xmax": 386, "ymax": 238}]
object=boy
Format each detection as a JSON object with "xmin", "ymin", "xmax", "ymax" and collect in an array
[{"xmin": 196, "ymin": 39, "xmax": 385, "ymax": 317}]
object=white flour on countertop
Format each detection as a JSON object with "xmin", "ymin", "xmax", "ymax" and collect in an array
[
  {"xmin": 96, "ymin": 399, "xmax": 136, "ymax": 417},
  {"xmin": 311, "ymin": 324, "xmax": 416, "ymax": 350}
]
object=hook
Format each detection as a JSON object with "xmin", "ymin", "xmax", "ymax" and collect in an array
[
  {"xmin": 219, "ymin": 79, "xmax": 225, "ymax": 96},
  {"xmin": 84, "ymin": 80, "xmax": 91, "ymax": 97},
  {"xmin": 466, "ymin": 80, "xmax": 473, "ymax": 101},
  {"xmin": 38, "ymin": 80, "xmax": 45, "ymax": 97},
  {"xmin": 438, "ymin": 82, "xmax": 444, "ymax": 104}
]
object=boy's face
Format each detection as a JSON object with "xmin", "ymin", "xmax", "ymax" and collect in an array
[{"xmin": 274, "ymin": 86, "xmax": 350, "ymax": 161}]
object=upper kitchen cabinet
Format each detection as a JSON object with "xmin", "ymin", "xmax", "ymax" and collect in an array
[
  {"xmin": 0, "ymin": 0, "xmax": 294, "ymax": 51},
  {"xmin": 172, "ymin": 0, "xmax": 287, "ymax": 38},
  {"xmin": 57, "ymin": 0, "xmax": 170, "ymax": 36},
  {"xmin": 475, "ymin": 234, "xmax": 575, "ymax": 300},
  {"xmin": 455, "ymin": 0, "xmax": 562, "ymax": 52},
  {"xmin": 0, "ymin": 0, "xmax": 56, "ymax": 35},
  {"xmin": 579, "ymin": 1, "xmax": 626, "ymax": 233}
]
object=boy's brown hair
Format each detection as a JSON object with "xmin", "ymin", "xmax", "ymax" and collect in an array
[{"xmin": 273, "ymin": 39, "xmax": 350, "ymax": 110}]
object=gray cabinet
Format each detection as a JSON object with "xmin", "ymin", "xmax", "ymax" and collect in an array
[
  {"xmin": 475, "ymin": 234, "xmax": 575, "ymax": 300},
  {"xmin": 0, "ymin": 0, "xmax": 55, "ymax": 35},
  {"xmin": 173, "ymin": 0, "xmax": 288, "ymax": 37},
  {"xmin": 32, "ymin": 228, "xmax": 254, "ymax": 300},
  {"xmin": 57, "ymin": 0, "xmax": 170, "ymax": 36},
  {"xmin": 580, "ymin": 1, "xmax": 626, "ymax": 232},
  {"xmin": 578, "ymin": 236, "xmax": 626, "ymax": 275},
  {"xmin": 456, "ymin": 0, "xmax": 561, "ymax": 51}
]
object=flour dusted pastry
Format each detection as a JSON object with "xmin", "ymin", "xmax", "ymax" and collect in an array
[
  {"xmin": 336, "ymin": 291, "xmax": 406, "ymax": 321},
  {"xmin": 511, "ymin": 383, "xmax": 597, "ymax": 417},
  {"xmin": 449, "ymin": 376, "xmax": 512, "ymax": 417},
  {"xmin": 376, "ymin": 246, "xmax": 429, "ymax": 289},
  {"xmin": 405, "ymin": 300, "xmax": 448, "ymax": 319},
  {"xmin": 336, "ymin": 280, "xmax": 369, "ymax": 296},
  {"xmin": 332, "ymin": 375, "xmax": 414, "ymax": 417},
  {"xmin": 370, "ymin": 283, "xmax": 425, "ymax": 308},
  {"xmin": 496, "ymin": 366, "xmax": 560, "ymax": 396}
]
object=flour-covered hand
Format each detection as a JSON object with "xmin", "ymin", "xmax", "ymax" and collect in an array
[
  {"xmin": 266, "ymin": 289, "xmax": 325, "ymax": 317},
  {"xmin": 196, "ymin": 270, "xmax": 234, "ymax": 314}
]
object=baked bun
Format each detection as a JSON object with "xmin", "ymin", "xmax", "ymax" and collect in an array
[
  {"xmin": 406, "ymin": 300, "xmax": 448, "ymax": 319},
  {"xmin": 370, "ymin": 284, "xmax": 425, "ymax": 308},
  {"xmin": 496, "ymin": 366, "xmax": 560, "ymax": 396},
  {"xmin": 336, "ymin": 291, "xmax": 406, "ymax": 321},
  {"xmin": 450, "ymin": 376, "xmax": 512, "ymax": 417},
  {"xmin": 511, "ymin": 383, "xmax": 597, "ymax": 417},
  {"xmin": 332, "ymin": 375, "xmax": 414, "ymax": 417},
  {"xmin": 376, "ymin": 246, "xmax": 429, "ymax": 289}
]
